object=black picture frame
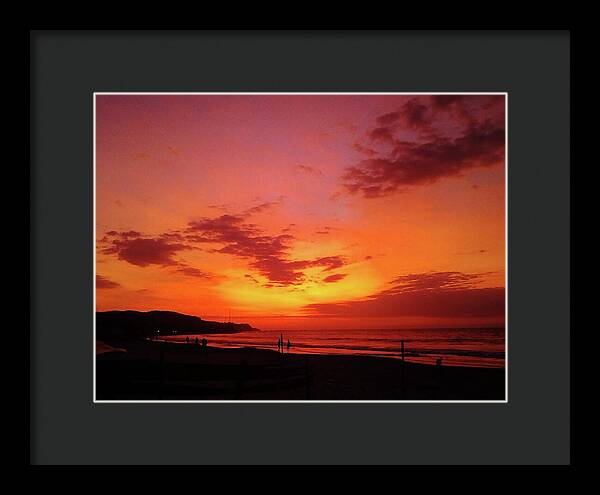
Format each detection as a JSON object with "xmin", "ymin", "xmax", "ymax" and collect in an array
[{"xmin": 30, "ymin": 30, "xmax": 570, "ymax": 465}]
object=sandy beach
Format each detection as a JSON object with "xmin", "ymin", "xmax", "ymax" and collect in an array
[{"xmin": 96, "ymin": 340, "xmax": 505, "ymax": 401}]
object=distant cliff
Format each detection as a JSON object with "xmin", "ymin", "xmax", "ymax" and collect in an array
[{"xmin": 96, "ymin": 310, "xmax": 257, "ymax": 341}]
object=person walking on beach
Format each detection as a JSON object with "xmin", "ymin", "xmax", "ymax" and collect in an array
[
  {"xmin": 287, "ymin": 339, "xmax": 291, "ymax": 353},
  {"xmin": 277, "ymin": 337, "xmax": 281, "ymax": 353}
]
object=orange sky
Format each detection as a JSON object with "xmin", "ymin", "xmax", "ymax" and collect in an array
[{"xmin": 96, "ymin": 94, "xmax": 505, "ymax": 330}]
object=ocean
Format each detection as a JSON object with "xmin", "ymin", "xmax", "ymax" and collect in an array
[{"xmin": 160, "ymin": 327, "xmax": 505, "ymax": 368}]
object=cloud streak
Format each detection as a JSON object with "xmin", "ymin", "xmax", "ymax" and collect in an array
[
  {"xmin": 323, "ymin": 273, "xmax": 347, "ymax": 283},
  {"xmin": 296, "ymin": 164, "xmax": 323, "ymax": 176},
  {"xmin": 96, "ymin": 275, "xmax": 120, "ymax": 289},
  {"xmin": 174, "ymin": 265, "xmax": 212, "ymax": 278},
  {"xmin": 304, "ymin": 271, "xmax": 504, "ymax": 319}
]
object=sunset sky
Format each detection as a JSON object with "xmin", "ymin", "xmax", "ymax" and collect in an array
[{"xmin": 96, "ymin": 94, "xmax": 505, "ymax": 330}]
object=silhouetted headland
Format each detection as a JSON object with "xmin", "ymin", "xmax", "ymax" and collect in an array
[{"xmin": 96, "ymin": 310, "xmax": 257, "ymax": 341}]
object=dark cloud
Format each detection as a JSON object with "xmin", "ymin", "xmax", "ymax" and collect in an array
[
  {"xmin": 244, "ymin": 201, "xmax": 279, "ymax": 215},
  {"xmin": 346, "ymin": 95, "xmax": 505, "ymax": 198},
  {"xmin": 352, "ymin": 142, "xmax": 378, "ymax": 157},
  {"xmin": 323, "ymin": 273, "xmax": 347, "ymax": 283},
  {"xmin": 100, "ymin": 233, "xmax": 192, "ymax": 267},
  {"xmin": 296, "ymin": 164, "xmax": 323, "ymax": 176},
  {"xmin": 206, "ymin": 199, "xmax": 282, "ymax": 216},
  {"xmin": 382, "ymin": 272, "xmax": 481, "ymax": 294},
  {"xmin": 249, "ymin": 255, "xmax": 347, "ymax": 286},
  {"xmin": 399, "ymin": 99, "xmax": 431, "ymax": 129},
  {"xmin": 312, "ymin": 256, "xmax": 345, "ymax": 272},
  {"xmin": 186, "ymin": 215, "xmax": 292, "ymax": 259},
  {"xmin": 250, "ymin": 257, "xmax": 310, "ymax": 286},
  {"xmin": 160, "ymin": 231, "xmax": 184, "ymax": 238},
  {"xmin": 431, "ymin": 95, "xmax": 464, "ymax": 109},
  {"xmin": 185, "ymin": 214, "xmax": 346, "ymax": 286},
  {"xmin": 104, "ymin": 230, "xmax": 142, "ymax": 239},
  {"xmin": 174, "ymin": 265, "xmax": 212, "ymax": 278},
  {"xmin": 99, "ymin": 230, "xmax": 193, "ymax": 267},
  {"xmin": 304, "ymin": 271, "xmax": 504, "ymax": 319},
  {"xmin": 96, "ymin": 275, "xmax": 120, "ymax": 289},
  {"xmin": 100, "ymin": 232, "xmax": 215, "ymax": 279},
  {"xmin": 245, "ymin": 274, "xmax": 261, "ymax": 284}
]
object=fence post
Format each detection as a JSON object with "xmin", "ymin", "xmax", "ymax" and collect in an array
[
  {"xmin": 400, "ymin": 340, "xmax": 405, "ymax": 399},
  {"xmin": 305, "ymin": 357, "xmax": 312, "ymax": 400}
]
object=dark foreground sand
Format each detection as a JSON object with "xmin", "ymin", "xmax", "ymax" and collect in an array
[{"xmin": 96, "ymin": 340, "xmax": 505, "ymax": 401}]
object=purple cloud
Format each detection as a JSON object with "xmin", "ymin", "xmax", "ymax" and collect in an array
[
  {"xmin": 96, "ymin": 275, "xmax": 120, "ymax": 289},
  {"xmin": 100, "ymin": 233, "xmax": 192, "ymax": 267},
  {"xmin": 346, "ymin": 95, "xmax": 505, "ymax": 198}
]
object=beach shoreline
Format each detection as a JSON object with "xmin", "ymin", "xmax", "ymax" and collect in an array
[
  {"xmin": 153, "ymin": 325, "xmax": 506, "ymax": 369},
  {"xmin": 96, "ymin": 339, "xmax": 505, "ymax": 401}
]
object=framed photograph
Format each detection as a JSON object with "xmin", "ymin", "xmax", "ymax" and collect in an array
[
  {"xmin": 94, "ymin": 92, "xmax": 507, "ymax": 403},
  {"xmin": 30, "ymin": 31, "xmax": 570, "ymax": 465}
]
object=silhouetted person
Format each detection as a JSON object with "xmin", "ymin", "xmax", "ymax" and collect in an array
[
  {"xmin": 186, "ymin": 336, "xmax": 190, "ymax": 344},
  {"xmin": 202, "ymin": 338, "xmax": 207, "ymax": 351},
  {"xmin": 436, "ymin": 357, "xmax": 443, "ymax": 367},
  {"xmin": 194, "ymin": 337, "xmax": 199, "ymax": 346},
  {"xmin": 287, "ymin": 339, "xmax": 291, "ymax": 353}
]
